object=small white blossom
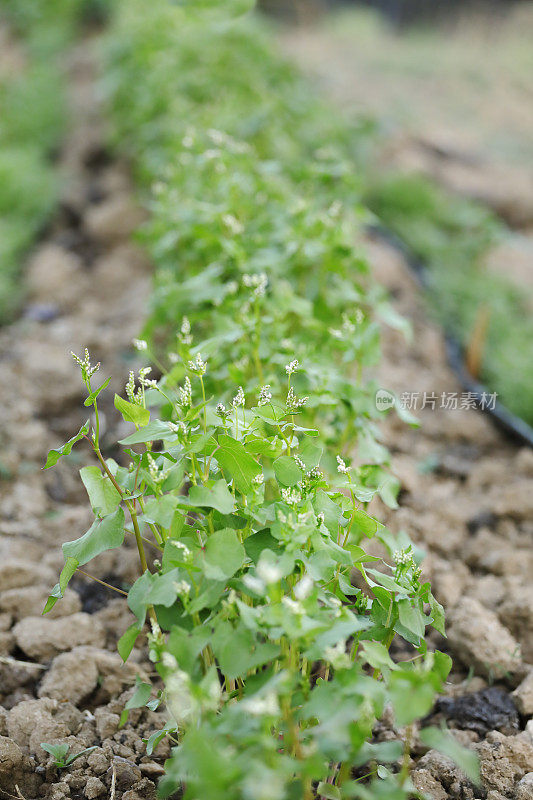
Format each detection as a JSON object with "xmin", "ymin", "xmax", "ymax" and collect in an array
[
  {"xmin": 188, "ymin": 353, "xmax": 206, "ymax": 376},
  {"xmin": 147, "ymin": 453, "xmax": 170, "ymax": 484},
  {"xmin": 132, "ymin": 338, "xmax": 148, "ymax": 351},
  {"xmin": 285, "ymin": 359, "xmax": 299, "ymax": 375},
  {"xmin": 252, "ymin": 473, "xmax": 265, "ymax": 486},
  {"xmin": 179, "ymin": 376, "xmax": 192, "ymax": 407},
  {"xmin": 282, "ymin": 597, "xmax": 304, "ymax": 615},
  {"xmin": 243, "ymin": 574, "xmax": 265, "ymax": 595},
  {"xmin": 241, "ymin": 691, "xmax": 280, "ymax": 717},
  {"xmin": 215, "ymin": 402, "xmax": 227, "ymax": 416},
  {"xmin": 258, "ymin": 385, "xmax": 272, "ymax": 406},
  {"xmin": 286, "ymin": 387, "xmax": 308, "ymax": 411},
  {"xmin": 324, "ymin": 641, "xmax": 350, "ymax": 670},
  {"xmin": 125, "ymin": 370, "xmax": 137, "ymax": 403},
  {"xmin": 294, "ymin": 455, "xmax": 306, "ymax": 471},
  {"xmin": 256, "ymin": 560, "xmax": 283, "ymax": 585},
  {"xmin": 225, "ymin": 280, "xmax": 238, "ymax": 295},
  {"xmin": 336, "ymin": 455, "xmax": 349, "ymax": 474},
  {"xmin": 71, "ymin": 348, "xmax": 100, "ymax": 379},
  {"xmin": 170, "ymin": 540, "xmax": 192, "ymax": 561},
  {"xmin": 222, "ymin": 214, "xmax": 244, "ymax": 235},
  {"xmin": 179, "ymin": 316, "xmax": 192, "ymax": 345},
  {"xmin": 232, "ymin": 386, "xmax": 245, "ymax": 408},
  {"xmin": 243, "ymin": 272, "xmax": 267, "ymax": 298},
  {"xmin": 173, "ymin": 580, "xmax": 190, "ymax": 596},
  {"xmin": 207, "ymin": 128, "xmax": 225, "ymax": 145},
  {"xmin": 393, "ymin": 547, "xmax": 413, "ymax": 567},
  {"xmin": 294, "ymin": 575, "xmax": 313, "ymax": 601},
  {"xmin": 281, "ymin": 487, "xmax": 302, "ymax": 505},
  {"xmin": 316, "ymin": 511, "xmax": 325, "ymax": 526},
  {"xmin": 168, "ymin": 352, "xmax": 180, "ymax": 364}
]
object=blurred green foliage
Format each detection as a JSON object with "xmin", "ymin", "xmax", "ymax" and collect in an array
[
  {"xmin": 366, "ymin": 173, "xmax": 533, "ymax": 424},
  {"xmin": 0, "ymin": 0, "xmax": 110, "ymax": 323}
]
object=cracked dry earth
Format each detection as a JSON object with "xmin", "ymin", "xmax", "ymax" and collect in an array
[
  {"xmin": 0, "ymin": 36, "xmax": 167, "ymax": 800},
  {"xmin": 0, "ymin": 28, "xmax": 532, "ymax": 800}
]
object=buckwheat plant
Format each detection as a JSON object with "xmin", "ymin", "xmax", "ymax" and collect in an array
[{"xmin": 44, "ymin": 350, "xmax": 469, "ymax": 799}]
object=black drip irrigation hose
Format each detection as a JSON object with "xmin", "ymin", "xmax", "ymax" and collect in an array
[{"xmin": 366, "ymin": 222, "xmax": 533, "ymax": 449}]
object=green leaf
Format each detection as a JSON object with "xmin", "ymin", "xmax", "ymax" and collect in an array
[
  {"xmin": 351, "ymin": 508, "xmax": 378, "ymax": 537},
  {"xmin": 185, "ymin": 480, "xmax": 236, "ymax": 515},
  {"xmin": 118, "ymin": 623, "xmax": 142, "ymax": 662},
  {"xmin": 62, "ymin": 508, "xmax": 125, "ymax": 566},
  {"xmin": 119, "ymin": 419, "xmax": 173, "ymax": 445},
  {"xmin": 432, "ymin": 650, "xmax": 452, "ymax": 682},
  {"xmin": 114, "ymin": 394, "xmax": 150, "ymax": 427},
  {"xmin": 429, "ymin": 593, "xmax": 446, "ymax": 636},
  {"xmin": 273, "ymin": 455, "xmax": 303, "ymax": 487},
  {"xmin": 80, "ymin": 466, "xmax": 122, "ymax": 515},
  {"xmin": 202, "ymin": 528, "xmax": 245, "ymax": 581},
  {"xmin": 64, "ymin": 746, "xmax": 98, "ymax": 767},
  {"xmin": 420, "ymin": 727, "xmax": 480, "ymax": 784},
  {"xmin": 216, "ymin": 435, "xmax": 260, "ymax": 494},
  {"xmin": 389, "ymin": 672, "xmax": 437, "ymax": 725},
  {"xmin": 40, "ymin": 742, "xmax": 69, "ymax": 764},
  {"xmin": 128, "ymin": 569, "xmax": 180, "ymax": 625},
  {"xmin": 141, "ymin": 495, "xmax": 179, "ymax": 528},
  {"xmin": 398, "ymin": 600, "xmax": 427, "ymax": 639},
  {"xmin": 44, "ymin": 420, "xmax": 90, "ymax": 469},
  {"xmin": 316, "ymin": 783, "xmax": 341, "ymax": 800},
  {"xmin": 299, "ymin": 438, "xmax": 323, "ymax": 468},
  {"xmin": 84, "ymin": 377, "xmax": 111, "ymax": 407},
  {"xmin": 378, "ymin": 477, "xmax": 400, "ymax": 509},
  {"xmin": 43, "ymin": 557, "xmax": 78, "ymax": 614},
  {"xmin": 119, "ymin": 677, "xmax": 152, "ymax": 727},
  {"xmin": 244, "ymin": 529, "xmax": 281, "ymax": 563}
]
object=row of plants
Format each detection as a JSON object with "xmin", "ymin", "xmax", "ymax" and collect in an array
[
  {"xmin": 0, "ymin": 0, "xmax": 109, "ymax": 323},
  {"xmin": 46, "ymin": 1, "xmax": 477, "ymax": 797},
  {"xmin": 366, "ymin": 172, "xmax": 533, "ymax": 426}
]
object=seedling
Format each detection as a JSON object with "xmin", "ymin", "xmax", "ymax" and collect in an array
[{"xmin": 40, "ymin": 743, "xmax": 97, "ymax": 769}]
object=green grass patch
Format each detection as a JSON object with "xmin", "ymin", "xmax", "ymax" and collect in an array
[{"xmin": 366, "ymin": 173, "xmax": 533, "ymax": 425}]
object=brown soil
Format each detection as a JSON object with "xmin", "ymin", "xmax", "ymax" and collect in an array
[{"xmin": 0, "ymin": 34, "xmax": 165, "ymax": 800}]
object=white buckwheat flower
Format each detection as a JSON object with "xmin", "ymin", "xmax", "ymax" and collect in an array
[
  {"xmin": 170, "ymin": 540, "xmax": 192, "ymax": 562},
  {"xmin": 256, "ymin": 560, "xmax": 283, "ymax": 585},
  {"xmin": 258, "ymin": 385, "xmax": 272, "ymax": 406},
  {"xmin": 232, "ymin": 386, "xmax": 245, "ymax": 408},
  {"xmin": 215, "ymin": 402, "xmax": 227, "ymax": 417},
  {"xmin": 316, "ymin": 511, "xmax": 325, "ymax": 526},
  {"xmin": 179, "ymin": 376, "xmax": 192, "ymax": 407},
  {"xmin": 294, "ymin": 575, "xmax": 313, "ymax": 600},
  {"xmin": 132, "ymin": 338, "xmax": 148, "ymax": 351},
  {"xmin": 222, "ymin": 214, "xmax": 243, "ymax": 235},
  {"xmin": 173, "ymin": 580, "xmax": 190, "ymax": 597},
  {"xmin": 285, "ymin": 359, "xmax": 299, "ymax": 375},
  {"xmin": 241, "ymin": 691, "xmax": 280, "ymax": 717},
  {"xmin": 187, "ymin": 353, "xmax": 206, "ymax": 376},
  {"xmin": 286, "ymin": 387, "xmax": 308, "ymax": 411},
  {"xmin": 179, "ymin": 316, "xmax": 192, "ymax": 345},
  {"xmin": 282, "ymin": 597, "xmax": 304, "ymax": 615},
  {"xmin": 281, "ymin": 487, "xmax": 302, "ymax": 505},
  {"xmin": 252, "ymin": 473, "xmax": 265, "ymax": 486},
  {"xmin": 125, "ymin": 371, "xmax": 137, "ymax": 403},
  {"xmin": 336, "ymin": 455, "xmax": 349, "ymax": 474},
  {"xmin": 71, "ymin": 348, "xmax": 100, "ymax": 379},
  {"xmin": 294, "ymin": 455, "xmax": 306, "ymax": 471}
]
